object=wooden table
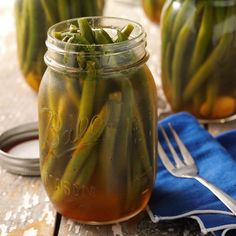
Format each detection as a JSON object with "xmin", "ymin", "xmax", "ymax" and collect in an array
[{"xmin": 0, "ymin": 1, "xmax": 235, "ymax": 235}]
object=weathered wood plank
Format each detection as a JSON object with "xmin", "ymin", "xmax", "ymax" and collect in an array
[
  {"xmin": 0, "ymin": 167, "xmax": 56, "ymax": 236},
  {"xmin": 58, "ymin": 211, "xmax": 213, "ymax": 236},
  {"xmin": 58, "ymin": 212, "xmax": 146, "ymax": 236},
  {"xmin": 0, "ymin": 2, "xmax": 57, "ymax": 235}
]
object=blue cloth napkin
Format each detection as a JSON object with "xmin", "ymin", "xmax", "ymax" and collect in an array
[{"xmin": 148, "ymin": 112, "xmax": 236, "ymax": 236}]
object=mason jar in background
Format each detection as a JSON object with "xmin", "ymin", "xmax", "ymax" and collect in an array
[
  {"xmin": 161, "ymin": 0, "xmax": 236, "ymax": 121},
  {"xmin": 38, "ymin": 17, "xmax": 157, "ymax": 224},
  {"xmin": 14, "ymin": 0, "xmax": 105, "ymax": 92},
  {"xmin": 142, "ymin": 0, "xmax": 166, "ymax": 24}
]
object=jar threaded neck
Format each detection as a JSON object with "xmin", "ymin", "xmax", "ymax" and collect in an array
[{"xmin": 45, "ymin": 17, "xmax": 148, "ymax": 74}]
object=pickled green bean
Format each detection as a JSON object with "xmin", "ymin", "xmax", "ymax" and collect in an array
[
  {"xmin": 188, "ymin": 5, "xmax": 214, "ymax": 78},
  {"xmin": 58, "ymin": 0, "xmax": 70, "ymax": 21},
  {"xmin": 77, "ymin": 61, "xmax": 96, "ymax": 126},
  {"xmin": 82, "ymin": 1, "xmax": 94, "ymax": 16},
  {"xmin": 161, "ymin": 2, "xmax": 178, "ymax": 85},
  {"xmin": 98, "ymin": 92, "xmax": 122, "ymax": 188},
  {"xmin": 183, "ymin": 6, "xmax": 235, "ymax": 101},
  {"xmin": 201, "ymin": 77, "xmax": 219, "ymax": 117},
  {"xmin": 15, "ymin": 0, "xmax": 105, "ymax": 92},
  {"xmin": 15, "ymin": 0, "xmax": 23, "ymax": 64},
  {"xmin": 115, "ymin": 30, "xmax": 128, "ymax": 43},
  {"xmin": 171, "ymin": 7, "xmax": 196, "ymax": 109},
  {"xmin": 114, "ymin": 27, "xmax": 154, "ymax": 183},
  {"xmin": 78, "ymin": 18, "xmax": 95, "ymax": 44},
  {"xmin": 133, "ymin": 105, "xmax": 154, "ymax": 182},
  {"xmin": 41, "ymin": 95, "xmax": 72, "ymax": 178},
  {"xmin": 52, "ymin": 104, "xmax": 108, "ymax": 202},
  {"xmin": 75, "ymin": 148, "xmax": 98, "ymax": 186},
  {"xmin": 113, "ymin": 24, "xmax": 134, "ymax": 43},
  {"xmin": 18, "ymin": 0, "xmax": 29, "ymax": 72},
  {"xmin": 94, "ymin": 29, "xmax": 113, "ymax": 44},
  {"xmin": 23, "ymin": 0, "xmax": 41, "ymax": 74},
  {"xmin": 70, "ymin": 0, "xmax": 82, "ymax": 18},
  {"xmin": 121, "ymin": 24, "xmax": 134, "ymax": 38},
  {"xmin": 171, "ymin": 0, "xmax": 194, "ymax": 42},
  {"xmin": 65, "ymin": 77, "xmax": 81, "ymax": 107},
  {"xmin": 39, "ymin": 0, "xmax": 57, "ymax": 25}
]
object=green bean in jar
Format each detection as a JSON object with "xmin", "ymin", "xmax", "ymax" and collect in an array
[
  {"xmin": 38, "ymin": 17, "xmax": 157, "ymax": 224},
  {"xmin": 161, "ymin": 0, "xmax": 236, "ymax": 121},
  {"xmin": 14, "ymin": 0, "xmax": 105, "ymax": 92}
]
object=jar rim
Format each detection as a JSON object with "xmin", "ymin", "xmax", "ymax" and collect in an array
[
  {"xmin": 46, "ymin": 16, "xmax": 146, "ymax": 53},
  {"xmin": 45, "ymin": 16, "xmax": 148, "ymax": 73}
]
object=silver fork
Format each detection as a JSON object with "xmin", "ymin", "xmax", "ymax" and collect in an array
[{"xmin": 158, "ymin": 123, "xmax": 236, "ymax": 215}]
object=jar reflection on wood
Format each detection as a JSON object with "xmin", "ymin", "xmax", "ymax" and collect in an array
[
  {"xmin": 38, "ymin": 17, "xmax": 157, "ymax": 224},
  {"xmin": 142, "ymin": 0, "xmax": 166, "ymax": 24},
  {"xmin": 14, "ymin": 0, "xmax": 105, "ymax": 92},
  {"xmin": 161, "ymin": 0, "xmax": 236, "ymax": 121}
]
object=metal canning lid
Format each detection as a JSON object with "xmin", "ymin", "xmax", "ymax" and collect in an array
[{"xmin": 0, "ymin": 122, "xmax": 40, "ymax": 176}]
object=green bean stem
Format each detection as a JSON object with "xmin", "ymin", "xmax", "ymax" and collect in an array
[{"xmin": 78, "ymin": 18, "xmax": 95, "ymax": 43}]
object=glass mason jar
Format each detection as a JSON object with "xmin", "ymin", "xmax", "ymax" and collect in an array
[
  {"xmin": 161, "ymin": 0, "xmax": 236, "ymax": 121},
  {"xmin": 38, "ymin": 17, "xmax": 157, "ymax": 224},
  {"xmin": 14, "ymin": 0, "xmax": 105, "ymax": 92},
  {"xmin": 142, "ymin": 0, "xmax": 166, "ymax": 24}
]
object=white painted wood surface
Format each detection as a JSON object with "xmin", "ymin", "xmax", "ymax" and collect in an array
[{"xmin": 0, "ymin": 1, "xmax": 235, "ymax": 235}]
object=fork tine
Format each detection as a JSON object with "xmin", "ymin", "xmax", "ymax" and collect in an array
[
  {"xmin": 159, "ymin": 125, "xmax": 185, "ymax": 168},
  {"xmin": 158, "ymin": 141, "xmax": 175, "ymax": 172},
  {"xmin": 168, "ymin": 123, "xmax": 195, "ymax": 165}
]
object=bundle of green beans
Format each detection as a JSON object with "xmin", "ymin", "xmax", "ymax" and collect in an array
[
  {"xmin": 14, "ymin": 0, "xmax": 105, "ymax": 92},
  {"xmin": 142, "ymin": 0, "xmax": 166, "ymax": 23},
  {"xmin": 161, "ymin": 0, "xmax": 236, "ymax": 120},
  {"xmin": 39, "ymin": 18, "xmax": 157, "ymax": 219}
]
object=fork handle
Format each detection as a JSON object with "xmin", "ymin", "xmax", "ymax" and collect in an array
[{"xmin": 194, "ymin": 176, "xmax": 236, "ymax": 215}]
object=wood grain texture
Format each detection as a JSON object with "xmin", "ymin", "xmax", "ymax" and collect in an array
[
  {"xmin": 0, "ymin": 166, "xmax": 56, "ymax": 236},
  {"xmin": 58, "ymin": 212, "xmax": 145, "ymax": 236},
  {"xmin": 0, "ymin": 1, "xmax": 235, "ymax": 235},
  {"xmin": 58, "ymin": 212, "xmax": 213, "ymax": 236},
  {"xmin": 0, "ymin": 2, "xmax": 57, "ymax": 235}
]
